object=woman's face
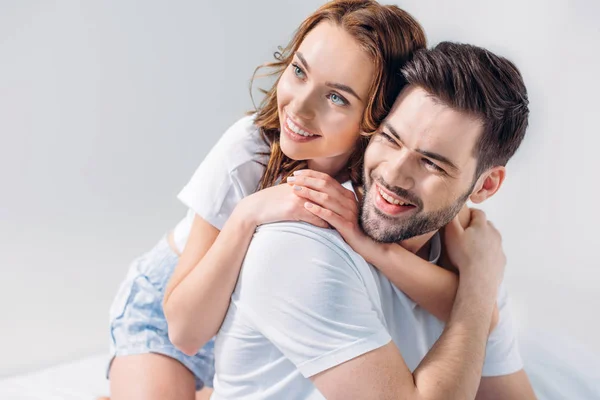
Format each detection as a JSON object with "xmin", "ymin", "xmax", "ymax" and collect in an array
[{"xmin": 277, "ymin": 21, "xmax": 375, "ymax": 175}]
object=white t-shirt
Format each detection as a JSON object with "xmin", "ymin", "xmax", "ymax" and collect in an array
[
  {"xmin": 172, "ymin": 115, "xmax": 269, "ymax": 253},
  {"xmin": 212, "ymin": 222, "xmax": 523, "ymax": 399}
]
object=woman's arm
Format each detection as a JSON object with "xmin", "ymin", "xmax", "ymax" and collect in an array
[
  {"xmin": 163, "ymin": 211, "xmax": 254, "ymax": 355},
  {"xmin": 290, "ymin": 170, "xmax": 499, "ymax": 330},
  {"xmin": 163, "ymin": 183, "xmax": 329, "ymax": 355},
  {"xmin": 360, "ymin": 239, "xmax": 501, "ymax": 330}
]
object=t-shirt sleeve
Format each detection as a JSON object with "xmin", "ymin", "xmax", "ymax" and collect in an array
[
  {"xmin": 482, "ymin": 282, "xmax": 524, "ymax": 376},
  {"xmin": 177, "ymin": 116, "xmax": 264, "ymax": 230},
  {"xmin": 232, "ymin": 224, "xmax": 392, "ymax": 378}
]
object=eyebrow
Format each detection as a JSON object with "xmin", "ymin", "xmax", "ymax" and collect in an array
[
  {"xmin": 296, "ymin": 52, "xmax": 311, "ymax": 73},
  {"xmin": 384, "ymin": 123, "xmax": 460, "ymax": 171},
  {"xmin": 325, "ymin": 82, "xmax": 363, "ymax": 102},
  {"xmin": 295, "ymin": 52, "xmax": 363, "ymax": 103}
]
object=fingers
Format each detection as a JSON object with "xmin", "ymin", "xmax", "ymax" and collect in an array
[
  {"xmin": 303, "ymin": 201, "xmax": 352, "ymax": 233},
  {"xmin": 445, "ymin": 212, "xmax": 465, "ymax": 236},
  {"xmin": 293, "ymin": 169, "xmax": 331, "ymax": 181},
  {"xmin": 468, "ymin": 208, "xmax": 487, "ymax": 227},
  {"xmin": 457, "ymin": 205, "xmax": 471, "ymax": 229},
  {"xmin": 292, "ymin": 185, "xmax": 356, "ymax": 221},
  {"xmin": 467, "ymin": 209, "xmax": 501, "ymax": 242},
  {"xmin": 297, "ymin": 209, "xmax": 330, "ymax": 229},
  {"xmin": 487, "ymin": 220, "xmax": 502, "ymax": 240},
  {"xmin": 287, "ymin": 175, "xmax": 327, "ymax": 191},
  {"xmin": 288, "ymin": 170, "xmax": 356, "ymax": 201}
]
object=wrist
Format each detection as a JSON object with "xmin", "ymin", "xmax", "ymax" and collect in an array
[
  {"xmin": 449, "ymin": 280, "xmax": 497, "ymax": 332},
  {"xmin": 361, "ymin": 239, "xmax": 386, "ymax": 265},
  {"xmin": 232, "ymin": 197, "xmax": 260, "ymax": 230},
  {"xmin": 458, "ymin": 272, "xmax": 499, "ymax": 303}
]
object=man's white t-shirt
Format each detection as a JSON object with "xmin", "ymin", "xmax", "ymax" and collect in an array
[
  {"xmin": 172, "ymin": 114, "xmax": 268, "ymax": 253},
  {"xmin": 170, "ymin": 114, "xmax": 523, "ymax": 398},
  {"xmin": 212, "ymin": 222, "xmax": 523, "ymax": 399}
]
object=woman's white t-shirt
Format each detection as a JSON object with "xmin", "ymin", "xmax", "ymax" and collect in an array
[{"xmin": 172, "ymin": 115, "xmax": 269, "ymax": 253}]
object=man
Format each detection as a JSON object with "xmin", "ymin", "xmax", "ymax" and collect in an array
[{"xmin": 211, "ymin": 43, "xmax": 536, "ymax": 399}]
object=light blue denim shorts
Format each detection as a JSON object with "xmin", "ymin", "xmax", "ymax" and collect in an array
[{"xmin": 107, "ymin": 236, "xmax": 215, "ymax": 390}]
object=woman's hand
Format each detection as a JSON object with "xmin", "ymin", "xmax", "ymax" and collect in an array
[
  {"xmin": 237, "ymin": 180, "xmax": 330, "ymax": 229},
  {"xmin": 286, "ymin": 169, "xmax": 374, "ymax": 255},
  {"xmin": 443, "ymin": 208, "xmax": 506, "ymax": 291},
  {"xmin": 439, "ymin": 205, "xmax": 471, "ymax": 273}
]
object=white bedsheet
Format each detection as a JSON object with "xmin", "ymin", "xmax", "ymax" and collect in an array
[
  {"xmin": 0, "ymin": 332, "xmax": 598, "ymax": 399},
  {"xmin": 0, "ymin": 355, "xmax": 109, "ymax": 400}
]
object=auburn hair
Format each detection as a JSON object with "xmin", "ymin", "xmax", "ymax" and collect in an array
[{"xmin": 252, "ymin": 0, "xmax": 426, "ymax": 189}]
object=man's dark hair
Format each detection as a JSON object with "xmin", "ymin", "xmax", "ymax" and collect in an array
[{"xmin": 401, "ymin": 42, "xmax": 530, "ymax": 176}]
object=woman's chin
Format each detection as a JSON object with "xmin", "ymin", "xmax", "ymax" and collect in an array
[{"xmin": 280, "ymin": 139, "xmax": 309, "ymax": 161}]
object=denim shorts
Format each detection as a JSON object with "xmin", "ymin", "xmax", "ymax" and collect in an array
[{"xmin": 107, "ymin": 236, "xmax": 215, "ymax": 390}]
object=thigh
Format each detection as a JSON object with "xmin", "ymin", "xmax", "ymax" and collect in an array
[
  {"xmin": 196, "ymin": 387, "xmax": 214, "ymax": 400},
  {"xmin": 109, "ymin": 353, "xmax": 196, "ymax": 400}
]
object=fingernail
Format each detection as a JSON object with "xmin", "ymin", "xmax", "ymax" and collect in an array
[
  {"xmin": 294, "ymin": 185, "xmax": 302, "ymax": 191},
  {"xmin": 287, "ymin": 176, "xmax": 296, "ymax": 182},
  {"xmin": 293, "ymin": 170, "xmax": 303, "ymax": 176},
  {"xmin": 305, "ymin": 202, "xmax": 313, "ymax": 208}
]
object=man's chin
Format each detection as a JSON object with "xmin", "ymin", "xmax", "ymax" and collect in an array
[{"xmin": 360, "ymin": 209, "xmax": 408, "ymax": 243}]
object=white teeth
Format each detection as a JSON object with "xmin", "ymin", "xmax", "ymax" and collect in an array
[
  {"xmin": 286, "ymin": 117, "xmax": 315, "ymax": 137},
  {"xmin": 378, "ymin": 187, "xmax": 409, "ymax": 206}
]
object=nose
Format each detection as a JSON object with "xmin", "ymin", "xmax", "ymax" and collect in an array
[
  {"xmin": 380, "ymin": 150, "xmax": 416, "ymax": 191},
  {"xmin": 289, "ymin": 85, "xmax": 317, "ymax": 120}
]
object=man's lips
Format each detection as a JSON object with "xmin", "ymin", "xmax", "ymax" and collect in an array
[{"xmin": 373, "ymin": 183, "xmax": 416, "ymax": 216}]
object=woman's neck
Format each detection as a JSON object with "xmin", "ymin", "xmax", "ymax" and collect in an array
[{"xmin": 306, "ymin": 153, "xmax": 351, "ymax": 181}]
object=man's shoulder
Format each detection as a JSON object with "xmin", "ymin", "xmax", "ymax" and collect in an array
[
  {"xmin": 241, "ymin": 221, "xmax": 373, "ymax": 287},
  {"xmin": 255, "ymin": 221, "xmax": 351, "ymax": 255}
]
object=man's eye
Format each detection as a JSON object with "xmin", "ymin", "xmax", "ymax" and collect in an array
[
  {"xmin": 422, "ymin": 158, "xmax": 443, "ymax": 173},
  {"xmin": 379, "ymin": 132, "xmax": 396, "ymax": 143}
]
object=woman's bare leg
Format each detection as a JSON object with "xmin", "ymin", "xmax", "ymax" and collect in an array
[
  {"xmin": 108, "ymin": 353, "xmax": 196, "ymax": 400},
  {"xmin": 195, "ymin": 387, "xmax": 214, "ymax": 399}
]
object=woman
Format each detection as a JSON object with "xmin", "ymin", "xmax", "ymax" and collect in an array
[{"xmin": 108, "ymin": 2, "xmax": 490, "ymax": 399}]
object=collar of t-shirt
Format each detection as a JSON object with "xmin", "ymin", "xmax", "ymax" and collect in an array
[{"xmin": 341, "ymin": 180, "xmax": 441, "ymax": 265}]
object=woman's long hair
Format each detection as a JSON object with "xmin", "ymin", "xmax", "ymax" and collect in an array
[{"xmin": 252, "ymin": 0, "xmax": 426, "ymax": 190}]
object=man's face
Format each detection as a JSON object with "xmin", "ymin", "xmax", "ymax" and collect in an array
[{"xmin": 360, "ymin": 86, "xmax": 483, "ymax": 243}]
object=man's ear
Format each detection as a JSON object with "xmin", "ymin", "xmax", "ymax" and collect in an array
[{"xmin": 470, "ymin": 166, "xmax": 506, "ymax": 204}]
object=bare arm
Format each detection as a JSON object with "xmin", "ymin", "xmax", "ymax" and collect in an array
[
  {"xmin": 312, "ymin": 268, "xmax": 497, "ymax": 399},
  {"xmin": 475, "ymin": 371, "xmax": 537, "ymax": 400},
  {"xmin": 311, "ymin": 209, "xmax": 506, "ymax": 399},
  {"xmin": 364, "ymin": 237, "xmax": 499, "ymax": 330},
  {"xmin": 164, "ymin": 184, "xmax": 329, "ymax": 355},
  {"xmin": 163, "ymin": 211, "xmax": 255, "ymax": 355}
]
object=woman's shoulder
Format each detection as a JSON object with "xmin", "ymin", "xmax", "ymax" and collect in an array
[{"xmin": 216, "ymin": 113, "xmax": 270, "ymax": 169}]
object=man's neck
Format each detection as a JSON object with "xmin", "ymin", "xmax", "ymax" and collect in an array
[{"xmin": 400, "ymin": 231, "xmax": 438, "ymax": 260}]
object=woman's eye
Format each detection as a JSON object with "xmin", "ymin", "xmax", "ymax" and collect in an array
[
  {"xmin": 328, "ymin": 93, "xmax": 347, "ymax": 106},
  {"xmin": 292, "ymin": 63, "xmax": 306, "ymax": 79}
]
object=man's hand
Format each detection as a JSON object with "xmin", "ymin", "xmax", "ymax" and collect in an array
[{"xmin": 444, "ymin": 209, "xmax": 506, "ymax": 293}]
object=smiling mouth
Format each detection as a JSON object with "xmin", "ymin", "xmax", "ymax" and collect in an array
[
  {"xmin": 285, "ymin": 117, "xmax": 318, "ymax": 137},
  {"xmin": 376, "ymin": 183, "xmax": 415, "ymax": 207}
]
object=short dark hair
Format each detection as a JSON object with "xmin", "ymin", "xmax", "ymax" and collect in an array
[{"xmin": 401, "ymin": 42, "xmax": 530, "ymax": 176}]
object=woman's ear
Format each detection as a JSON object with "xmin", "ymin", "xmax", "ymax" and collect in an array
[{"xmin": 470, "ymin": 166, "xmax": 506, "ymax": 204}]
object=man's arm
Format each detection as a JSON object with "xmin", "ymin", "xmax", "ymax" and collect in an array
[
  {"xmin": 476, "ymin": 275, "xmax": 535, "ymax": 398},
  {"xmin": 476, "ymin": 371, "xmax": 537, "ymax": 400},
  {"xmin": 310, "ymin": 210, "xmax": 506, "ymax": 399},
  {"xmin": 239, "ymin": 210, "xmax": 505, "ymax": 399},
  {"xmin": 311, "ymin": 271, "xmax": 496, "ymax": 400}
]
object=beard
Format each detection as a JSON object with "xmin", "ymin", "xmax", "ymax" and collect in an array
[{"xmin": 359, "ymin": 176, "xmax": 473, "ymax": 243}]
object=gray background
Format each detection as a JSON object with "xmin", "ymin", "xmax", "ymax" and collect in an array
[{"xmin": 1, "ymin": 0, "xmax": 598, "ymax": 377}]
